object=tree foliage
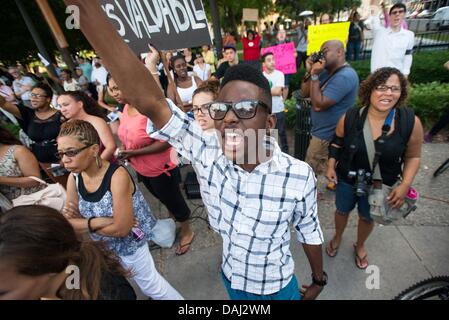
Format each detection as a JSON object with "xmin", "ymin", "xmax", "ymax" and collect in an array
[
  {"xmin": 0, "ymin": 0, "xmax": 90, "ymax": 65},
  {"xmin": 276, "ymin": 0, "xmax": 362, "ymax": 20}
]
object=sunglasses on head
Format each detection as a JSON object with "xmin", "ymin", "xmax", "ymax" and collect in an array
[{"xmin": 206, "ymin": 100, "xmax": 270, "ymax": 120}]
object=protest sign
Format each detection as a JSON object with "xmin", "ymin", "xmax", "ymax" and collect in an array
[
  {"xmin": 99, "ymin": 0, "xmax": 212, "ymax": 53},
  {"xmin": 261, "ymin": 42, "xmax": 297, "ymax": 75},
  {"xmin": 242, "ymin": 8, "xmax": 258, "ymax": 22},
  {"xmin": 307, "ymin": 22, "xmax": 350, "ymax": 55}
]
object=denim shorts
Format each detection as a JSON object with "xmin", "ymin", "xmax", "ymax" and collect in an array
[
  {"xmin": 335, "ymin": 180, "xmax": 373, "ymax": 222},
  {"xmin": 221, "ymin": 271, "xmax": 301, "ymax": 300}
]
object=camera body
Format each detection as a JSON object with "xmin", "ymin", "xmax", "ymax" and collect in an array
[
  {"xmin": 310, "ymin": 51, "xmax": 325, "ymax": 63},
  {"xmin": 348, "ymin": 169, "xmax": 372, "ymax": 197}
]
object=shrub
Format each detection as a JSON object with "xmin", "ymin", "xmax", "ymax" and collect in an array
[{"xmin": 408, "ymin": 82, "xmax": 449, "ymax": 128}]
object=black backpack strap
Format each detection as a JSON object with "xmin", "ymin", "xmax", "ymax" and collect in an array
[
  {"xmin": 344, "ymin": 107, "xmax": 361, "ymax": 136},
  {"xmin": 398, "ymin": 107, "xmax": 415, "ymax": 144}
]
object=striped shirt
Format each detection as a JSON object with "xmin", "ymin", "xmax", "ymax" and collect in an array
[{"xmin": 148, "ymin": 99, "xmax": 324, "ymax": 295}]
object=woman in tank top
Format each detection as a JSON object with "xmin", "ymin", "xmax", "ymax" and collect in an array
[
  {"xmin": 167, "ymin": 55, "xmax": 202, "ymax": 112},
  {"xmin": 325, "ymin": 67, "xmax": 423, "ymax": 270},
  {"xmin": 58, "ymin": 120, "xmax": 183, "ymax": 300}
]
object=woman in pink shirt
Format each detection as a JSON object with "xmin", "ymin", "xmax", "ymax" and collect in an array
[{"xmin": 108, "ymin": 75, "xmax": 194, "ymax": 256}]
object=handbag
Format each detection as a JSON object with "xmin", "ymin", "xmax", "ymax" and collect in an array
[
  {"xmin": 151, "ymin": 218, "xmax": 176, "ymax": 248},
  {"xmin": 0, "ymin": 192, "xmax": 13, "ymax": 213},
  {"xmin": 362, "ymin": 108, "xmax": 418, "ymax": 224},
  {"xmin": 12, "ymin": 176, "xmax": 67, "ymax": 212}
]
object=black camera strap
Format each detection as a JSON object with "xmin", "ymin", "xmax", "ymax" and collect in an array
[
  {"xmin": 319, "ymin": 63, "xmax": 349, "ymax": 90},
  {"xmin": 363, "ymin": 108, "xmax": 395, "ymax": 181}
]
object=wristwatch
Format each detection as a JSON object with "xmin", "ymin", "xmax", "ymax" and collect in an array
[
  {"xmin": 310, "ymin": 74, "xmax": 319, "ymax": 81},
  {"xmin": 312, "ymin": 271, "xmax": 328, "ymax": 286}
]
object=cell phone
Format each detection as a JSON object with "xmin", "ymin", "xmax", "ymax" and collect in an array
[
  {"xmin": 48, "ymin": 164, "xmax": 68, "ymax": 177},
  {"xmin": 107, "ymin": 111, "xmax": 120, "ymax": 123}
]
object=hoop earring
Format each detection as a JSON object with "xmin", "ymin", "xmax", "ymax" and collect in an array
[{"xmin": 95, "ymin": 155, "xmax": 102, "ymax": 169}]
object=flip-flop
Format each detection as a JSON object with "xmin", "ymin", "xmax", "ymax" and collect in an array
[
  {"xmin": 176, "ymin": 232, "xmax": 195, "ymax": 256},
  {"xmin": 326, "ymin": 239, "xmax": 339, "ymax": 258},
  {"xmin": 353, "ymin": 244, "xmax": 369, "ymax": 269}
]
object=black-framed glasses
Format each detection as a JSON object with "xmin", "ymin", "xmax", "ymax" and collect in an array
[
  {"xmin": 55, "ymin": 144, "xmax": 92, "ymax": 160},
  {"xmin": 375, "ymin": 85, "xmax": 401, "ymax": 93},
  {"xmin": 30, "ymin": 93, "xmax": 48, "ymax": 99},
  {"xmin": 207, "ymin": 100, "xmax": 270, "ymax": 120},
  {"xmin": 192, "ymin": 103, "xmax": 209, "ymax": 115}
]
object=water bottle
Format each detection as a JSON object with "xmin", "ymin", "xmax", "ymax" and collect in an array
[
  {"xmin": 132, "ymin": 227, "xmax": 145, "ymax": 241},
  {"xmin": 403, "ymin": 187, "xmax": 419, "ymax": 218}
]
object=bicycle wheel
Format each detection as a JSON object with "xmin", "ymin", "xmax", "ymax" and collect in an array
[
  {"xmin": 394, "ymin": 276, "xmax": 449, "ymax": 300},
  {"xmin": 433, "ymin": 158, "xmax": 449, "ymax": 178}
]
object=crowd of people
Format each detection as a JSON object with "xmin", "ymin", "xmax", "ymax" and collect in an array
[{"xmin": 0, "ymin": 0, "xmax": 447, "ymax": 300}]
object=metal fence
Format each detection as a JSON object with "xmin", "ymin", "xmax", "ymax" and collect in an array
[{"xmin": 360, "ymin": 31, "xmax": 449, "ymax": 60}]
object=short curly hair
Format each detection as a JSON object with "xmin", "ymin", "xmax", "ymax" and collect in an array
[{"xmin": 359, "ymin": 67, "xmax": 408, "ymax": 108}]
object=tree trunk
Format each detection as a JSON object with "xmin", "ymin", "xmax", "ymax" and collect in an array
[{"xmin": 227, "ymin": 5, "xmax": 238, "ymax": 41}]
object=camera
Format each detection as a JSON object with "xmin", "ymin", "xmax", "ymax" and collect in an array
[
  {"xmin": 310, "ymin": 51, "xmax": 325, "ymax": 63},
  {"xmin": 347, "ymin": 169, "xmax": 372, "ymax": 197}
]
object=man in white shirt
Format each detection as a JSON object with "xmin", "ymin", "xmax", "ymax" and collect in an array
[
  {"xmin": 9, "ymin": 67, "xmax": 35, "ymax": 108},
  {"xmin": 370, "ymin": 3, "xmax": 415, "ymax": 76},
  {"xmin": 262, "ymin": 52, "xmax": 288, "ymax": 153},
  {"xmin": 91, "ymin": 57, "xmax": 108, "ymax": 87}
]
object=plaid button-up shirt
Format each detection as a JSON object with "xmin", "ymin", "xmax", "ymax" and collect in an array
[{"xmin": 148, "ymin": 100, "xmax": 324, "ymax": 295}]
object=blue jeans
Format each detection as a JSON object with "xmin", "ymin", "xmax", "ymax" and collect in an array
[
  {"xmin": 221, "ymin": 271, "xmax": 301, "ymax": 300},
  {"xmin": 346, "ymin": 40, "xmax": 361, "ymax": 61},
  {"xmin": 335, "ymin": 180, "xmax": 373, "ymax": 222}
]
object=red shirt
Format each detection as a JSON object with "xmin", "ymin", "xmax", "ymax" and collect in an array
[
  {"xmin": 242, "ymin": 34, "xmax": 261, "ymax": 61},
  {"xmin": 118, "ymin": 105, "xmax": 177, "ymax": 177}
]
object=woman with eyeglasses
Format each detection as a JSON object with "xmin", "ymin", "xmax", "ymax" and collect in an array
[
  {"xmin": 57, "ymin": 90, "xmax": 116, "ymax": 161},
  {"xmin": 325, "ymin": 67, "xmax": 423, "ymax": 269},
  {"xmin": 191, "ymin": 79, "xmax": 219, "ymax": 132},
  {"xmin": 0, "ymin": 83, "xmax": 67, "ymax": 186},
  {"xmin": 107, "ymin": 73, "xmax": 194, "ymax": 256},
  {"xmin": 57, "ymin": 120, "xmax": 183, "ymax": 300},
  {"xmin": 167, "ymin": 54, "xmax": 203, "ymax": 112}
]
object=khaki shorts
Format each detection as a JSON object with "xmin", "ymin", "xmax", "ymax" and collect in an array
[{"xmin": 305, "ymin": 136, "xmax": 330, "ymax": 176}]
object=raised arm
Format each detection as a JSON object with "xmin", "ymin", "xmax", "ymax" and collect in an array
[
  {"xmin": 0, "ymin": 95, "xmax": 22, "ymax": 119},
  {"xmin": 64, "ymin": 0, "xmax": 171, "ymax": 129}
]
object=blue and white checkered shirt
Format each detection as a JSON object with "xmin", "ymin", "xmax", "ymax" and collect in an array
[{"xmin": 148, "ymin": 100, "xmax": 324, "ymax": 295}]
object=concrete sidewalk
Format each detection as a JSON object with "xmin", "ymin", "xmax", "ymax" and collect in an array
[
  {"xmin": 149, "ymin": 225, "xmax": 449, "ymax": 300},
  {"xmin": 132, "ymin": 141, "xmax": 449, "ymax": 300}
]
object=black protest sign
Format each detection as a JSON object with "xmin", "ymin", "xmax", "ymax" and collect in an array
[{"xmin": 99, "ymin": 0, "xmax": 212, "ymax": 53}]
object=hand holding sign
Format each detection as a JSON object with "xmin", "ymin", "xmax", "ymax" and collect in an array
[
  {"xmin": 307, "ymin": 22, "xmax": 350, "ymax": 55},
  {"xmin": 261, "ymin": 42, "xmax": 297, "ymax": 75},
  {"xmin": 99, "ymin": 0, "xmax": 212, "ymax": 53}
]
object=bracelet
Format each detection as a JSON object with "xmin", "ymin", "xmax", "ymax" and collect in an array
[
  {"xmin": 311, "ymin": 271, "xmax": 328, "ymax": 287},
  {"xmin": 303, "ymin": 72, "xmax": 311, "ymax": 82},
  {"xmin": 87, "ymin": 217, "xmax": 96, "ymax": 233}
]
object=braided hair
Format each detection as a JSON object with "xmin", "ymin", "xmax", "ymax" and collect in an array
[{"xmin": 58, "ymin": 119, "xmax": 100, "ymax": 146}]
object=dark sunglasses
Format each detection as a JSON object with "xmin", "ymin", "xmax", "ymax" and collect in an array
[
  {"xmin": 206, "ymin": 100, "xmax": 270, "ymax": 120},
  {"xmin": 55, "ymin": 144, "xmax": 92, "ymax": 160}
]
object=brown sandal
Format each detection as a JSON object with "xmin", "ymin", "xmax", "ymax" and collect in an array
[
  {"xmin": 354, "ymin": 244, "xmax": 369, "ymax": 269},
  {"xmin": 326, "ymin": 239, "xmax": 339, "ymax": 258}
]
